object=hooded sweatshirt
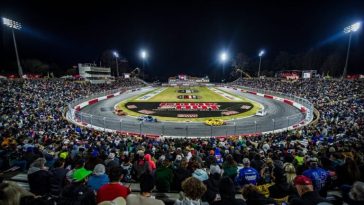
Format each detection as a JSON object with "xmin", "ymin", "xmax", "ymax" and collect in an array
[{"xmin": 144, "ymin": 154, "xmax": 156, "ymax": 170}]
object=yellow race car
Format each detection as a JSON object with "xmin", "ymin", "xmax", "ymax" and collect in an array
[{"xmin": 205, "ymin": 119, "xmax": 226, "ymax": 126}]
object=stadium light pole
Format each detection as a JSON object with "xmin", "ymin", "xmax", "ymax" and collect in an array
[
  {"xmin": 220, "ymin": 51, "xmax": 228, "ymax": 82},
  {"xmin": 342, "ymin": 22, "xmax": 361, "ymax": 79},
  {"xmin": 2, "ymin": 17, "xmax": 23, "ymax": 77},
  {"xmin": 113, "ymin": 51, "xmax": 119, "ymax": 77},
  {"xmin": 140, "ymin": 50, "xmax": 147, "ymax": 69},
  {"xmin": 258, "ymin": 50, "xmax": 265, "ymax": 78}
]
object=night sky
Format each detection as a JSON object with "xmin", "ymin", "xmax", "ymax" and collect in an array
[{"xmin": 1, "ymin": 0, "xmax": 364, "ymax": 80}]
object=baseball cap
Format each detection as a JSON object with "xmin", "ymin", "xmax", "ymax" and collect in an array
[
  {"xmin": 73, "ymin": 168, "xmax": 92, "ymax": 182},
  {"xmin": 294, "ymin": 175, "xmax": 313, "ymax": 186}
]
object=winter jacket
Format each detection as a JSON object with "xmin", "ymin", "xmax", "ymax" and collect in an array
[
  {"xmin": 59, "ymin": 182, "xmax": 96, "ymax": 205},
  {"xmin": 202, "ymin": 173, "xmax": 221, "ymax": 203},
  {"xmin": 87, "ymin": 174, "xmax": 110, "ymax": 191},
  {"xmin": 173, "ymin": 168, "xmax": 191, "ymax": 191},
  {"xmin": 268, "ymin": 181, "xmax": 297, "ymax": 199},
  {"xmin": 245, "ymin": 192, "xmax": 277, "ymax": 205},
  {"xmin": 155, "ymin": 166, "xmax": 174, "ymax": 192},
  {"xmin": 222, "ymin": 163, "xmax": 238, "ymax": 179},
  {"xmin": 289, "ymin": 191, "xmax": 327, "ymax": 205},
  {"xmin": 49, "ymin": 167, "xmax": 68, "ymax": 196},
  {"xmin": 27, "ymin": 167, "xmax": 51, "ymax": 195}
]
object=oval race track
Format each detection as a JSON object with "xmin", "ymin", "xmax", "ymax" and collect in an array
[{"xmin": 76, "ymin": 86, "xmax": 305, "ymax": 137}]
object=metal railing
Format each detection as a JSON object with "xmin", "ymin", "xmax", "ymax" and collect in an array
[{"xmin": 66, "ymin": 86, "xmax": 314, "ymax": 137}]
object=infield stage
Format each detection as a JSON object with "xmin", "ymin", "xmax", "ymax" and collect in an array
[{"xmin": 116, "ymin": 86, "xmax": 262, "ymax": 122}]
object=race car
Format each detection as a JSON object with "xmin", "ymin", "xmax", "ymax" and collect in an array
[
  {"xmin": 114, "ymin": 108, "xmax": 127, "ymax": 116},
  {"xmin": 255, "ymin": 108, "xmax": 267, "ymax": 116},
  {"xmin": 137, "ymin": 115, "xmax": 158, "ymax": 122},
  {"xmin": 204, "ymin": 119, "xmax": 226, "ymax": 126}
]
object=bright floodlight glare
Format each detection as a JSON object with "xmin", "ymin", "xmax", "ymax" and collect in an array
[
  {"xmin": 140, "ymin": 50, "xmax": 147, "ymax": 59},
  {"xmin": 113, "ymin": 51, "xmax": 119, "ymax": 58},
  {"xmin": 2, "ymin": 17, "xmax": 22, "ymax": 30},
  {"xmin": 259, "ymin": 50, "xmax": 265, "ymax": 57},
  {"xmin": 344, "ymin": 22, "xmax": 361, "ymax": 33},
  {"xmin": 220, "ymin": 52, "xmax": 227, "ymax": 62}
]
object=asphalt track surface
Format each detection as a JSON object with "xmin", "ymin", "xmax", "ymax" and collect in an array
[{"xmin": 77, "ymin": 87, "xmax": 304, "ymax": 137}]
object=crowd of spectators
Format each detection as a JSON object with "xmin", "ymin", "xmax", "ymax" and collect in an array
[{"xmin": 0, "ymin": 78, "xmax": 363, "ymax": 205}]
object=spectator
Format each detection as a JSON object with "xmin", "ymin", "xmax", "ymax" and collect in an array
[
  {"xmin": 120, "ymin": 156, "xmax": 133, "ymax": 183},
  {"xmin": 260, "ymin": 158, "xmax": 274, "ymax": 184},
  {"xmin": 344, "ymin": 181, "xmax": 364, "ymax": 205},
  {"xmin": 237, "ymin": 158, "xmax": 260, "ymax": 187},
  {"xmin": 87, "ymin": 164, "xmax": 109, "ymax": 192},
  {"xmin": 27, "ymin": 158, "xmax": 51, "ymax": 196},
  {"xmin": 336, "ymin": 158, "xmax": 361, "ymax": 186},
  {"xmin": 60, "ymin": 167, "xmax": 96, "ymax": 205},
  {"xmin": 202, "ymin": 165, "xmax": 222, "ymax": 204},
  {"xmin": 133, "ymin": 154, "xmax": 151, "ymax": 180},
  {"xmin": 212, "ymin": 177, "xmax": 246, "ymax": 205},
  {"xmin": 241, "ymin": 184, "xmax": 277, "ymax": 205},
  {"xmin": 283, "ymin": 163, "xmax": 297, "ymax": 186},
  {"xmin": 172, "ymin": 158, "xmax": 191, "ymax": 191},
  {"xmin": 126, "ymin": 173, "xmax": 165, "ymax": 205},
  {"xmin": 144, "ymin": 154, "xmax": 156, "ymax": 173},
  {"xmin": 105, "ymin": 152, "xmax": 119, "ymax": 169},
  {"xmin": 155, "ymin": 159, "xmax": 173, "ymax": 192},
  {"xmin": 0, "ymin": 181, "xmax": 34, "ymax": 205},
  {"xmin": 49, "ymin": 158, "xmax": 68, "ymax": 196},
  {"xmin": 222, "ymin": 154, "xmax": 238, "ymax": 182},
  {"xmin": 97, "ymin": 166, "xmax": 130, "ymax": 203},
  {"xmin": 174, "ymin": 177, "xmax": 208, "ymax": 205},
  {"xmin": 289, "ymin": 175, "xmax": 327, "ymax": 205},
  {"xmin": 268, "ymin": 167, "xmax": 296, "ymax": 199},
  {"xmin": 302, "ymin": 157, "xmax": 329, "ymax": 196}
]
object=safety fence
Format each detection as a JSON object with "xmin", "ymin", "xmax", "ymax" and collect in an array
[{"xmin": 66, "ymin": 86, "xmax": 314, "ymax": 138}]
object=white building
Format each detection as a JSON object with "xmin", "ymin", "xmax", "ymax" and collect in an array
[
  {"xmin": 78, "ymin": 63, "xmax": 114, "ymax": 84},
  {"xmin": 168, "ymin": 75, "xmax": 209, "ymax": 86}
]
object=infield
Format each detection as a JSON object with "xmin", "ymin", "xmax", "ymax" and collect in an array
[{"xmin": 116, "ymin": 86, "xmax": 262, "ymax": 122}]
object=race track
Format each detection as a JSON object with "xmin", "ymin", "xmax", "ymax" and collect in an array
[{"xmin": 74, "ymin": 86, "xmax": 305, "ymax": 137}]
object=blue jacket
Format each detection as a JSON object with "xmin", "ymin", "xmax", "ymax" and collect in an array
[
  {"xmin": 237, "ymin": 167, "xmax": 260, "ymax": 186},
  {"xmin": 303, "ymin": 167, "xmax": 329, "ymax": 191},
  {"xmin": 87, "ymin": 174, "xmax": 109, "ymax": 191}
]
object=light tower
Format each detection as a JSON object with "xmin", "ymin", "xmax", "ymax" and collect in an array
[
  {"xmin": 2, "ymin": 17, "xmax": 23, "ymax": 77},
  {"xmin": 342, "ymin": 22, "xmax": 361, "ymax": 79},
  {"xmin": 140, "ymin": 49, "xmax": 147, "ymax": 69},
  {"xmin": 258, "ymin": 50, "xmax": 265, "ymax": 78},
  {"xmin": 219, "ymin": 51, "xmax": 228, "ymax": 81},
  {"xmin": 113, "ymin": 51, "xmax": 119, "ymax": 77}
]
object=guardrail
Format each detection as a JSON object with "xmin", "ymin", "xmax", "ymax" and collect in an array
[{"xmin": 66, "ymin": 85, "xmax": 314, "ymax": 138}]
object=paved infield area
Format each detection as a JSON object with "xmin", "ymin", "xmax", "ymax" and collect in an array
[{"xmin": 76, "ymin": 87, "xmax": 304, "ymax": 137}]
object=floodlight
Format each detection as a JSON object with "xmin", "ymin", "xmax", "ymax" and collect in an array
[
  {"xmin": 220, "ymin": 52, "xmax": 227, "ymax": 62},
  {"xmin": 2, "ymin": 17, "xmax": 22, "ymax": 30},
  {"xmin": 140, "ymin": 50, "xmax": 147, "ymax": 59},
  {"xmin": 259, "ymin": 50, "xmax": 265, "ymax": 57},
  {"xmin": 344, "ymin": 22, "xmax": 361, "ymax": 33}
]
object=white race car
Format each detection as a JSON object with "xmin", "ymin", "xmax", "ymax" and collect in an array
[{"xmin": 256, "ymin": 109, "xmax": 267, "ymax": 116}]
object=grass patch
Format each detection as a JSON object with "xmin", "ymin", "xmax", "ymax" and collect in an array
[{"xmin": 117, "ymin": 87, "xmax": 262, "ymax": 122}]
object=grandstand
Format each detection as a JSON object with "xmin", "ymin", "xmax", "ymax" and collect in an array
[{"xmin": 0, "ymin": 77, "xmax": 363, "ymax": 205}]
